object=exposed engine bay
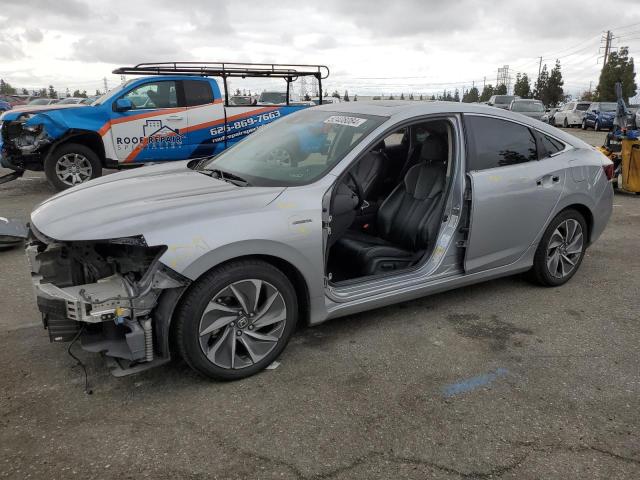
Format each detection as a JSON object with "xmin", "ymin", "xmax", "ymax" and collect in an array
[
  {"xmin": 26, "ymin": 228, "xmax": 189, "ymax": 375},
  {"xmin": 0, "ymin": 113, "xmax": 57, "ymax": 171}
]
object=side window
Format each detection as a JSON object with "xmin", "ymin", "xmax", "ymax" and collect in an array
[
  {"xmin": 383, "ymin": 129, "xmax": 407, "ymax": 147},
  {"xmin": 122, "ymin": 81, "xmax": 178, "ymax": 109},
  {"xmin": 184, "ymin": 80, "xmax": 214, "ymax": 107},
  {"xmin": 540, "ymin": 133, "xmax": 565, "ymax": 156},
  {"xmin": 466, "ymin": 116, "xmax": 538, "ymax": 171}
]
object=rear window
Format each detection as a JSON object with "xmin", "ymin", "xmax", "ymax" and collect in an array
[
  {"xmin": 576, "ymin": 103, "xmax": 590, "ymax": 111},
  {"xmin": 466, "ymin": 116, "xmax": 538, "ymax": 170},
  {"xmin": 184, "ymin": 80, "xmax": 214, "ymax": 107},
  {"xmin": 511, "ymin": 101, "xmax": 544, "ymax": 112},
  {"xmin": 494, "ymin": 96, "xmax": 515, "ymax": 104},
  {"xmin": 540, "ymin": 134, "xmax": 565, "ymax": 156},
  {"xmin": 600, "ymin": 103, "xmax": 617, "ymax": 112}
]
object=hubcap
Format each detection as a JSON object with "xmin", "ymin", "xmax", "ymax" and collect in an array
[
  {"xmin": 198, "ymin": 279, "xmax": 287, "ymax": 370},
  {"xmin": 546, "ymin": 219, "xmax": 583, "ymax": 279},
  {"xmin": 55, "ymin": 153, "xmax": 92, "ymax": 186}
]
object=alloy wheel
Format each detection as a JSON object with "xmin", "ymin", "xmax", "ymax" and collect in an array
[
  {"xmin": 546, "ymin": 219, "xmax": 583, "ymax": 279},
  {"xmin": 55, "ymin": 153, "xmax": 93, "ymax": 186},
  {"xmin": 198, "ymin": 279, "xmax": 287, "ymax": 370}
]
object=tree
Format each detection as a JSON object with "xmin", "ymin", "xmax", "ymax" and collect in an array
[
  {"xmin": 463, "ymin": 86, "xmax": 480, "ymax": 103},
  {"xmin": 595, "ymin": 46, "xmax": 637, "ymax": 103},
  {"xmin": 495, "ymin": 84, "xmax": 507, "ymax": 95},
  {"xmin": 38, "ymin": 88, "xmax": 47, "ymax": 97},
  {"xmin": 95, "ymin": 89, "xmax": 102, "ymax": 96},
  {"xmin": 533, "ymin": 64, "xmax": 549, "ymax": 102},
  {"xmin": 353, "ymin": 94, "xmax": 358, "ymax": 101},
  {"xmin": 400, "ymin": 93, "xmax": 405, "ymax": 100},
  {"xmin": 21, "ymin": 88, "xmax": 29, "ymax": 95},
  {"xmin": 409, "ymin": 93, "xmax": 414, "ymax": 100},
  {"xmin": 304, "ymin": 93, "xmax": 311, "ymax": 101},
  {"xmin": 453, "ymin": 89, "xmax": 460, "ymax": 102},
  {"xmin": 546, "ymin": 60, "xmax": 564, "ymax": 106},
  {"xmin": 389, "ymin": 94, "xmax": 395, "ymax": 100},
  {"xmin": 430, "ymin": 94, "xmax": 436, "ymax": 100},
  {"xmin": 331, "ymin": 90, "xmax": 340, "ymax": 99},
  {"xmin": 513, "ymin": 73, "xmax": 531, "ymax": 98},
  {"xmin": 479, "ymin": 84, "xmax": 494, "ymax": 102},
  {"xmin": 0, "ymin": 79, "xmax": 16, "ymax": 95},
  {"xmin": 419, "ymin": 94, "xmax": 423, "ymax": 101},
  {"xmin": 580, "ymin": 90, "xmax": 595, "ymax": 101},
  {"xmin": 343, "ymin": 90, "xmax": 350, "ymax": 101},
  {"xmin": 48, "ymin": 85, "xmax": 57, "ymax": 99}
]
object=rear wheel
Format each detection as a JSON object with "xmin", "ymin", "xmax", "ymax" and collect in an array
[
  {"xmin": 563, "ymin": 118, "xmax": 568, "ymax": 128},
  {"xmin": 529, "ymin": 209, "xmax": 587, "ymax": 287},
  {"xmin": 594, "ymin": 121, "xmax": 600, "ymax": 132},
  {"xmin": 44, "ymin": 143, "xmax": 101, "ymax": 191},
  {"xmin": 175, "ymin": 260, "xmax": 298, "ymax": 380},
  {"xmin": 581, "ymin": 119, "xmax": 587, "ymax": 130}
]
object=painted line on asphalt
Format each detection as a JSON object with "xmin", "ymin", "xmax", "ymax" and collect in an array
[{"xmin": 442, "ymin": 368, "xmax": 509, "ymax": 397}]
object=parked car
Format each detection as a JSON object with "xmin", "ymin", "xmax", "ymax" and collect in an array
[
  {"xmin": 541, "ymin": 107, "xmax": 558, "ymax": 124},
  {"xmin": 0, "ymin": 62, "xmax": 327, "ymax": 190},
  {"xmin": 487, "ymin": 95, "xmax": 520, "ymax": 109},
  {"xmin": 56, "ymin": 97, "xmax": 87, "ymax": 105},
  {"xmin": 257, "ymin": 91, "xmax": 302, "ymax": 105},
  {"xmin": 0, "ymin": 99, "xmax": 11, "ymax": 112},
  {"xmin": 582, "ymin": 102, "xmax": 616, "ymax": 131},
  {"xmin": 0, "ymin": 95, "xmax": 28, "ymax": 107},
  {"xmin": 553, "ymin": 101, "xmax": 591, "ymax": 128},
  {"xmin": 229, "ymin": 95, "xmax": 256, "ymax": 106},
  {"xmin": 508, "ymin": 99, "xmax": 545, "ymax": 120},
  {"xmin": 28, "ymin": 98, "xmax": 58, "ymax": 106},
  {"xmin": 25, "ymin": 102, "xmax": 613, "ymax": 380}
]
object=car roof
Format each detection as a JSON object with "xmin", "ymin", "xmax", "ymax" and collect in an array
[{"xmin": 313, "ymin": 100, "xmax": 587, "ymax": 147}]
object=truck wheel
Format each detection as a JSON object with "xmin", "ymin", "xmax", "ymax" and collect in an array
[
  {"xmin": 44, "ymin": 143, "xmax": 102, "ymax": 190},
  {"xmin": 175, "ymin": 259, "xmax": 298, "ymax": 380}
]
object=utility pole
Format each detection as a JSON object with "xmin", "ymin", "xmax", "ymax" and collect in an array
[
  {"xmin": 537, "ymin": 56, "xmax": 543, "ymax": 83},
  {"xmin": 103, "ymin": 77, "xmax": 108, "ymax": 93},
  {"xmin": 483, "ymin": 76, "xmax": 486, "ymax": 90},
  {"xmin": 602, "ymin": 30, "xmax": 612, "ymax": 68}
]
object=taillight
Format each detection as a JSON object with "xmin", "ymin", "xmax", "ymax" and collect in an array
[{"xmin": 603, "ymin": 163, "xmax": 614, "ymax": 181}]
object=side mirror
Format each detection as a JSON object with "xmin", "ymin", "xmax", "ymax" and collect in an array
[{"xmin": 114, "ymin": 98, "xmax": 133, "ymax": 112}]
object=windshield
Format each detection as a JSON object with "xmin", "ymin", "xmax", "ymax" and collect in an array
[
  {"xmin": 511, "ymin": 101, "xmax": 544, "ymax": 112},
  {"xmin": 28, "ymin": 98, "xmax": 51, "ymax": 105},
  {"xmin": 576, "ymin": 103, "xmax": 590, "ymax": 111},
  {"xmin": 58, "ymin": 98, "xmax": 80, "ymax": 104},
  {"xmin": 258, "ymin": 92, "xmax": 287, "ymax": 104},
  {"xmin": 599, "ymin": 102, "xmax": 617, "ymax": 112},
  {"xmin": 201, "ymin": 109, "xmax": 386, "ymax": 187},
  {"xmin": 91, "ymin": 81, "xmax": 134, "ymax": 106}
]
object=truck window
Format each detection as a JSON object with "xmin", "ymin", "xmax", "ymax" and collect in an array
[
  {"xmin": 184, "ymin": 80, "xmax": 214, "ymax": 107},
  {"xmin": 122, "ymin": 81, "xmax": 178, "ymax": 109}
]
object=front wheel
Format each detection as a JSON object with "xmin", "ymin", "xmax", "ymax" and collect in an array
[
  {"xmin": 529, "ymin": 209, "xmax": 587, "ymax": 287},
  {"xmin": 175, "ymin": 260, "xmax": 298, "ymax": 380},
  {"xmin": 581, "ymin": 119, "xmax": 587, "ymax": 130},
  {"xmin": 44, "ymin": 143, "xmax": 102, "ymax": 191},
  {"xmin": 594, "ymin": 121, "xmax": 600, "ymax": 132},
  {"xmin": 563, "ymin": 118, "xmax": 568, "ymax": 128}
]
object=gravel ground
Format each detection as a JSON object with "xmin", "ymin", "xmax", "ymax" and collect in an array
[{"xmin": 1, "ymin": 127, "xmax": 639, "ymax": 479}]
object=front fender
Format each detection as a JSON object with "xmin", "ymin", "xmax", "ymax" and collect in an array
[{"xmin": 177, "ymin": 238, "xmax": 323, "ymax": 295}]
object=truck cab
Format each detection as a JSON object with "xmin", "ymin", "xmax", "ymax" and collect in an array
[{"xmin": 1, "ymin": 62, "xmax": 329, "ymax": 190}]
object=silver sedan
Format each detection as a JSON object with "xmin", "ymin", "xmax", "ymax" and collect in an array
[{"xmin": 26, "ymin": 101, "xmax": 614, "ymax": 380}]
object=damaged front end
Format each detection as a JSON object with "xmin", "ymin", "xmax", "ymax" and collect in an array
[
  {"xmin": 26, "ymin": 227, "xmax": 190, "ymax": 375},
  {"xmin": 0, "ymin": 113, "xmax": 63, "ymax": 171}
]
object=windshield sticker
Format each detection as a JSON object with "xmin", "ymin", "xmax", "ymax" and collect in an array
[{"xmin": 323, "ymin": 115, "xmax": 367, "ymax": 127}]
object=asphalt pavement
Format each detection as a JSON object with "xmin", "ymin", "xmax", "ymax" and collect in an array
[{"xmin": 1, "ymin": 128, "xmax": 639, "ymax": 479}]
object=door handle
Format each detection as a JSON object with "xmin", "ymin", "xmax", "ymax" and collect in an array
[
  {"xmin": 166, "ymin": 115, "xmax": 183, "ymax": 121},
  {"xmin": 536, "ymin": 175, "xmax": 561, "ymax": 186}
]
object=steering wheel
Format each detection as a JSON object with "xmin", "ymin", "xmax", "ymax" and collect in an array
[{"xmin": 347, "ymin": 172, "xmax": 364, "ymax": 210}]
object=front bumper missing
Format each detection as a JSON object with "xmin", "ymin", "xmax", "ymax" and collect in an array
[{"xmin": 25, "ymin": 240, "xmax": 187, "ymax": 374}]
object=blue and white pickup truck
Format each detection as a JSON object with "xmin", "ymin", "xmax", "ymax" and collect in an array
[{"xmin": 0, "ymin": 62, "xmax": 329, "ymax": 190}]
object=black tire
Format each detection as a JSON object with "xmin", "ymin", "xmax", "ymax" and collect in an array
[
  {"xmin": 594, "ymin": 121, "xmax": 600, "ymax": 132},
  {"xmin": 44, "ymin": 143, "xmax": 102, "ymax": 191},
  {"xmin": 175, "ymin": 259, "xmax": 298, "ymax": 380},
  {"xmin": 529, "ymin": 209, "xmax": 587, "ymax": 287},
  {"xmin": 563, "ymin": 118, "xmax": 568, "ymax": 128},
  {"xmin": 581, "ymin": 119, "xmax": 587, "ymax": 130}
]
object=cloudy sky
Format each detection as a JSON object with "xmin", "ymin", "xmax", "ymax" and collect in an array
[{"xmin": 1, "ymin": 0, "xmax": 639, "ymax": 99}]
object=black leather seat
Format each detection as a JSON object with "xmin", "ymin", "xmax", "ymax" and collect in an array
[
  {"xmin": 349, "ymin": 150, "xmax": 386, "ymax": 200},
  {"xmin": 332, "ymin": 136, "xmax": 447, "ymax": 277}
]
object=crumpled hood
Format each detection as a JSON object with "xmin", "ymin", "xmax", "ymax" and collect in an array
[
  {"xmin": 31, "ymin": 161, "xmax": 285, "ymax": 242},
  {"xmin": 1, "ymin": 104, "xmax": 86, "ymax": 120}
]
